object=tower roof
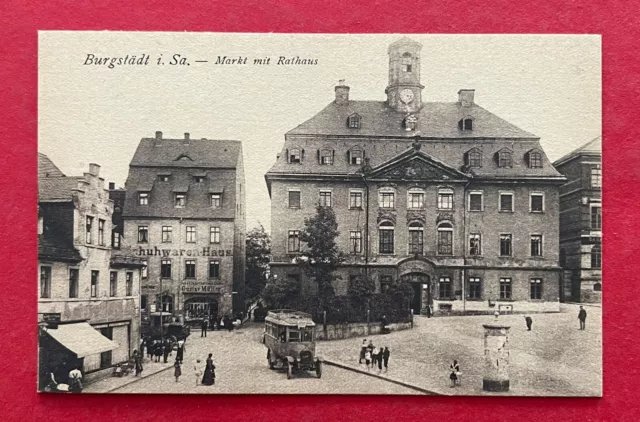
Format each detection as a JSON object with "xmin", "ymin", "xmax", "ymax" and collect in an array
[{"xmin": 388, "ymin": 36, "xmax": 422, "ymax": 51}]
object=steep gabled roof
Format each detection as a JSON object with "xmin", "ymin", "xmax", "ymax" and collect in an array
[
  {"xmin": 38, "ymin": 153, "xmax": 66, "ymax": 178},
  {"xmin": 130, "ymin": 138, "xmax": 242, "ymax": 168},
  {"xmin": 38, "ymin": 177, "xmax": 81, "ymax": 203},
  {"xmin": 286, "ymin": 101, "xmax": 537, "ymax": 139},
  {"xmin": 38, "ymin": 236, "xmax": 82, "ymax": 262}
]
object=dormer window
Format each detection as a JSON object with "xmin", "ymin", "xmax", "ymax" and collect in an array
[
  {"xmin": 174, "ymin": 193, "xmax": 186, "ymax": 208},
  {"xmin": 319, "ymin": 148, "xmax": 334, "ymax": 165},
  {"xmin": 288, "ymin": 148, "xmax": 303, "ymax": 164},
  {"xmin": 348, "ymin": 147, "xmax": 364, "ymax": 165},
  {"xmin": 458, "ymin": 117, "xmax": 473, "ymax": 131},
  {"xmin": 158, "ymin": 174, "xmax": 170, "ymax": 182},
  {"xmin": 193, "ymin": 176, "xmax": 206, "ymax": 183},
  {"xmin": 403, "ymin": 114, "xmax": 418, "ymax": 131},
  {"xmin": 175, "ymin": 153, "xmax": 193, "ymax": 161},
  {"xmin": 138, "ymin": 192, "xmax": 149, "ymax": 205},
  {"xmin": 347, "ymin": 113, "xmax": 361, "ymax": 129},
  {"xmin": 497, "ymin": 149, "xmax": 513, "ymax": 168},
  {"xmin": 465, "ymin": 148, "xmax": 482, "ymax": 168},
  {"xmin": 527, "ymin": 149, "xmax": 543, "ymax": 168}
]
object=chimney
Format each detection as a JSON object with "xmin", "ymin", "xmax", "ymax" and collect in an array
[
  {"xmin": 109, "ymin": 182, "xmax": 115, "ymax": 190},
  {"xmin": 155, "ymin": 131, "xmax": 163, "ymax": 140},
  {"xmin": 88, "ymin": 163, "xmax": 100, "ymax": 176},
  {"xmin": 335, "ymin": 80, "xmax": 350, "ymax": 105},
  {"xmin": 183, "ymin": 133, "xmax": 190, "ymax": 145},
  {"xmin": 458, "ymin": 89, "xmax": 475, "ymax": 107}
]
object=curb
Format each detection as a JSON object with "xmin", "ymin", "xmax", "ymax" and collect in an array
[
  {"xmin": 97, "ymin": 364, "xmax": 175, "ymax": 394},
  {"xmin": 563, "ymin": 302, "xmax": 602, "ymax": 308},
  {"xmin": 323, "ymin": 359, "xmax": 443, "ymax": 395}
]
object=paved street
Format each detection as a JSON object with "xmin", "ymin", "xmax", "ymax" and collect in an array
[{"xmin": 88, "ymin": 326, "xmax": 421, "ymax": 395}]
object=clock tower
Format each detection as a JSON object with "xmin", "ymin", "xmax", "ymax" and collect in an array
[{"xmin": 385, "ymin": 37, "xmax": 424, "ymax": 113}]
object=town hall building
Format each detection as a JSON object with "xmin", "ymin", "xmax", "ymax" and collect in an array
[{"xmin": 265, "ymin": 37, "xmax": 566, "ymax": 316}]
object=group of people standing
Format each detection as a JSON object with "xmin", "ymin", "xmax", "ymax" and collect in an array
[
  {"xmin": 359, "ymin": 339, "xmax": 390, "ymax": 372},
  {"xmin": 201, "ymin": 315, "xmax": 241, "ymax": 337}
]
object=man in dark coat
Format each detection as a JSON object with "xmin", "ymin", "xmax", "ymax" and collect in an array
[
  {"xmin": 163, "ymin": 341, "xmax": 171, "ymax": 363},
  {"xmin": 201, "ymin": 318, "xmax": 208, "ymax": 337},
  {"xmin": 382, "ymin": 347, "xmax": 390, "ymax": 372},
  {"xmin": 525, "ymin": 316, "xmax": 533, "ymax": 331},
  {"xmin": 578, "ymin": 306, "xmax": 587, "ymax": 330}
]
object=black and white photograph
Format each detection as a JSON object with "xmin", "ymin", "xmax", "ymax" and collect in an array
[{"xmin": 37, "ymin": 32, "xmax": 601, "ymax": 396}]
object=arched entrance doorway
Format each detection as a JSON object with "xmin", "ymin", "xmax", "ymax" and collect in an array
[
  {"xmin": 184, "ymin": 296, "xmax": 219, "ymax": 320},
  {"xmin": 401, "ymin": 273, "xmax": 431, "ymax": 315}
]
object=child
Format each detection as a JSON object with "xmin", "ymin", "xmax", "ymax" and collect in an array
[
  {"xmin": 193, "ymin": 359, "xmax": 202, "ymax": 386},
  {"xmin": 174, "ymin": 359, "xmax": 182, "ymax": 383},
  {"xmin": 364, "ymin": 349, "xmax": 371, "ymax": 370}
]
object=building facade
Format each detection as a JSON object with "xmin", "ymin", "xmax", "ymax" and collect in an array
[
  {"xmin": 38, "ymin": 155, "xmax": 143, "ymax": 387},
  {"xmin": 122, "ymin": 132, "xmax": 246, "ymax": 325},
  {"xmin": 553, "ymin": 136, "xmax": 602, "ymax": 303},
  {"xmin": 265, "ymin": 38, "xmax": 566, "ymax": 316}
]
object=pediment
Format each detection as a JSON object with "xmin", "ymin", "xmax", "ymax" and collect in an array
[{"xmin": 368, "ymin": 151, "xmax": 468, "ymax": 182}]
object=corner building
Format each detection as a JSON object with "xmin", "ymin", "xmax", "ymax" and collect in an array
[
  {"xmin": 265, "ymin": 38, "xmax": 566, "ymax": 316},
  {"xmin": 122, "ymin": 132, "xmax": 246, "ymax": 324}
]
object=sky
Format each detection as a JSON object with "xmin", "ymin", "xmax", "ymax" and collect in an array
[{"xmin": 39, "ymin": 33, "xmax": 601, "ymax": 232}]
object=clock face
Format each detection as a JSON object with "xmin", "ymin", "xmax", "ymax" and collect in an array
[{"xmin": 400, "ymin": 89, "xmax": 414, "ymax": 103}]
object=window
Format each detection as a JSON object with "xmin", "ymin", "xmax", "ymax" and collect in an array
[
  {"xmin": 141, "ymin": 295, "xmax": 148, "ymax": 310},
  {"xmin": 530, "ymin": 278, "xmax": 543, "ymax": 299},
  {"xmin": 138, "ymin": 225, "xmax": 149, "ymax": 243},
  {"xmin": 141, "ymin": 259, "xmax": 148, "ymax": 279},
  {"xmin": 469, "ymin": 192, "xmax": 483, "ymax": 211},
  {"xmin": 468, "ymin": 277, "xmax": 482, "ymax": 299},
  {"xmin": 209, "ymin": 260, "xmax": 220, "ymax": 278},
  {"xmin": 437, "ymin": 189, "xmax": 454, "ymax": 209},
  {"xmin": 320, "ymin": 149, "xmax": 334, "ymax": 165},
  {"xmin": 40, "ymin": 266, "xmax": 51, "ymax": 299},
  {"xmin": 186, "ymin": 226, "xmax": 196, "ymax": 243},
  {"xmin": 138, "ymin": 192, "xmax": 149, "ymax": 205},
  {"xmin": 380, "ymin": 276, "xmax": 393, "ymax": 292},
  {"xmin": 530, "ymin": 234, "xmax": 543, "ymax": 257},
  {"xmin": 86, "ymin": 216, "xmax": 93, "ymax": 244},
  {"xmin": 437, "ymin": 223, "xmax": 453, "ymax": 255},
  {"xmin": 288, "ymin": 190, "xmax": 301, "ymax": 208},
  {"xmin": 379, "ymin": 191, "xmax": 395, "ymax": 208},
  {"xmin": 469, "ymin": 233, "xmax": 482, "ymax": 256},
  {"xmin": 349, "ymin": 147, "xmax": 364, "ymax": 164},
  {"xmin": 158, "ymin": 174, "xmax": 170, "ymax": 182},
  {"xmin": 126, "ymin": 272, "xmax": 133, "ymax": 296},
  {"xmin": 407, "ymin": 189, "xmax": 425, "ymax": 209},
  {"xmin": 402, "ymin": 63, "xmax": 412, "ymax": 72},
  {"xmin": 112, "ymin": 230, "xmax": 121, "ymax": 249},
  {"xmin": 408, "ymin": 222, "xmax": 424, "ymax": 254},
  {"xmin": 467, "ymin": 149, "xmax": 482, "ymax": 167},
  {"xmin": 591, "ymin": 246, "xmax": 602, "ymax": 269},
  {"xmin": 288, "ymin": 230, "xmax": 300, "ymax": 253},
  {"xmin": 499, "ymin": 192, "xmax": 514, "ymax": 212},
  {"xmin": 591, "ymin": 167, "xmax": 602, "ymax": 188},
  {"xmin": 289, "ymin": 148, "xmax": 302, "ymax": 164},
  {"xmin": 379, "ymin": 222, "xmax": 395, "ymax": 254},
  {"xmin": 529, "ymin": 151, "xmax": 543, "ymax": 168},
  {"xmin": 174, "ymin": 193, "xmax": 186, "ymax": 208},
  {"xmin": 110, "ymin": 271, "xmax": 118, "ymax": 297},
  {"xmin": 210, "ymin": 193, "xmax": 222, "ymax": 208},
  {"xmin": 210, "ymin": 227, "xmax": 220, "ymax": 243},
  {"xmin": 348, "ymin": 115, "xmax": 361, "ymax": 130},
  {"xmin": 161, "ymin": 226, "xmax": 173, "ymax": 243},
  {"xmin": 319, "ymin": 191, "xmax": 332, "ymax": 207},
  {"xmin": 459, "ymin": 118, "xmax": 473, "ymax": 131},
  {"xmin": 98, "ymin": 219, "xmax": 105, "ymax": 245},
  {"xmin": 591, "ymin": 206, "xmax": 602, "ymax": 230},
  {"xmin": 500, "ymin": 278, "xmax": 512, "ymax": 299},
  {"xmin": 439, "ymin": 277, "xmax": 452, "ymax": 299},
  {"xmin": 594, "ymin": 282, "xmax": 602, "ymax": 292},
  {"xmin": 530, "ymin": 193, "xmax": 544, "ymax": 213},
  {"xmin": 185, "ymin": 260, "xmax": 196, "ymax": 278},
  {"xmin": 498, "ymin": 151, "xmax": 513, "ymax": 168},
  {"xmin": 193, "ymin": 176, "xmax": 206, "ymax": 183},
  {"xmin": 161, "ymin": 259, "xmax": 172, "ymax": 278},
  {"xmin": 349, "ymin": 190, "xmax": 363, "ymax": 209},
  {"xmin": 69, "ymin": 268, "xmax": 79, "ymax": 298},
  {"xmin": 500, "ymin": 234, "xmax": 512, "ymax": 257},
  {"xmin": 350, "ymin": 231, "xmax": 362, "ymax": 254},
  {"xmin": 91, "ymin": 270, "xmax": 99, "ymax": 297},
  {"xmin": 404, "ymin": 115, "xmax": 418, "ymax": 131}
]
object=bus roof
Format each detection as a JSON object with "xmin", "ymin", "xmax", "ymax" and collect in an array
[{"xmin": 265, "ymin": 310, "xmax": 315, "ymax": 327}]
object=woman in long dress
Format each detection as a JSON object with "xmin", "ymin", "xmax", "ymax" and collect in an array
[{"xmin": 201, "ymin": 353, "xmax": 216, "ymax": 385}]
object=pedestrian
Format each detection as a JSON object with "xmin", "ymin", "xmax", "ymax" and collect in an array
[
  {"xmin": 578, "ymin": 306, "xmax": 587, "ymax": 330},
  {"xmin": 364, "ymin": 349, "xmax": 371, "ymax": 370},
  {"xmin": 174, "ymin": 359, "xmax": 182, "ymax": 383},
  {"xmin": 68, "ymin": 366, "xmax": 83, "ymax": 393},
  {"xmin": 201, "ymin": 353, "xmax": 216, "ymax": 385},
  {"xmin": 193, "ymin": 359, "xmax": 202, "ymax": 386},
  {"xmin": 382, "ymin": 347, "xmax": 390, "ymax": 372},
  {"xmin": 426, "ymin": 305, "xmax": 432, "ymax": 318},
  {"xmin": 372, "ymin": 346, "xmax": 379, "ymax": 368},
  {"xmin": 201, "ymin": 318, "xmax": 209, "ymax": 337},
  {"xmin": 176, "ymin": 340, "xmax": 185, "ymax": 364},
  {"xmin": 219, "ymin": 317, "xmax": 225, "ymax": 331},
  {"xmin": 449, "ymin": 360, "xmax": 461, "ymax": 387},
  {"xmin": 226, "ymin": 316, "xmax": 234, "ymax": 332},
  {"xmin": 163, "ymin": 342, "xmax": 171, "ymax": 363},
  {"xmin": 154, "ymin": 342, "xmax": 163, "ymax": 362},
  {"xmin": 359, "ymin": 339, "xmax": 367, "ymax": 364},
  {"xmin": 525, "ymin": 315, "xmax": 533, "ymax": 331},
  {"xmin": 146, "ymin": 339, "xmax": 154, "ymax": 360},
  {"xmin": 377, "ymin": 348, "xmax": 383, "ymax": 371},
  {"xmin": 134, "ymin": 350, "xmax": 144, "ymax": 376}
]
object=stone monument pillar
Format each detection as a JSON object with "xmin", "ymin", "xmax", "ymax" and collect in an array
[{"xmin": 482, "ymin": 324, "xmax": 511, "ymax": 392}]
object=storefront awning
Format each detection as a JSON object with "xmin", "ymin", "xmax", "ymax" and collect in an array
[{"xmin": 46, "ymin": 322, "xmax": 119, "ymax": 358}]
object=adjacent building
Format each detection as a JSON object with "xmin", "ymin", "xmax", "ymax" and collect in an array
[
  {"xmin": 265, "ymin": 38, "xmax": 566, "ymax": 316},
  {"xmin": 122, "ymin": 132, "xmax": 246, "ymax": 326},
  {"xmin": 553, "ymin": 136, "xmax": 602, "ymax": 303},
  {"xmin": 38, "ymin": 154, "xmax": 143, "ymax": 388}
]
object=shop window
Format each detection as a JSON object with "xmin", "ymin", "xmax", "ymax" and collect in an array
[
  {"xmin": 289, "ymin": 190, "xmax": 301, "ymax": 208},
  {"xmin": 500, "ymin": 234, "xmax": 512, "ymax": 257},
  {"xmin": 350, "ymin": 230, "xmax": 362, "ymax": 254},
  {"xmin": 379, "ymin": 222, "xmax": 395, "ymax": 254},
  {"xmin": 161, "ymin": 226, "xmax": 173, "ymax": 243},
  {"xmin": 209, "ymin": 260, "xmax": 220, "ymax": 278},
  {"xmin": 161, "ymin": 259, "xmax": 172, "ymax": 278},
  {"xmin": 40, "ymin": 266, "xmax": 51, "ymax": 299},
  {"xmin": 185, "ymin": 260, "xmax": 196, "ymax": 278},
  {"xmin": 468, "ymin": 277, "xmax": 482, "ymax": 299},
  {"xmin": 530, "ymin": 278, "xmax": 543, "ymax": 299},
  {"xmin": 91, "ymin": 270, "xmax": 99, "ymax": 298},
  {"xmin": 437, "ymin": 223, "xmax": 453, "ymax": 255},
  {"xmin": 210, "ymin": 227, "xmax": 220, "ymax": 244},
  {"xmin": 469, "ymin": 233, "xmax": 482, "ymax": 256},
  {"xmin": 499, "ymin": 278, "xmax": 512, "ymax": 300},
  {"xmin": 288, "ymin": 230, "xmax": 300, "ymax": 253},
  {"xmin": 69, "ymin": 268, "xmax": 79, "ymax": 298},
  {"xmin": 408, "ymin": 222, "xmax": 424, "ymax": 254}
]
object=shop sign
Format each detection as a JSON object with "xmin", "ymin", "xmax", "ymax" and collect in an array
[
  {"xmin": 136, "ymin": 246, "xmax": 233, "ymax": 257},
  {"xmin": 181, "ymin": 283, "xmax": 222, "ymax": 294},
  {"xmin": 42, "ymin": 313, "xmax": 61, "ymax": 329}
]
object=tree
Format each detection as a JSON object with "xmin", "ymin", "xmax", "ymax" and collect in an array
[
  {"xmin": 348, "ymin": 274, "xmax": 376, "ymax": 307},
  {"xmin": 245, "ymin": 225, "xmax": 271, "ymax": 304},
  {"xmin": 299, "ymin": 204, "xmax": 345, "ymax": 307},
  {"xmin": 262, "ymin": 274, "xmax": 301, "ymax": 309}
]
